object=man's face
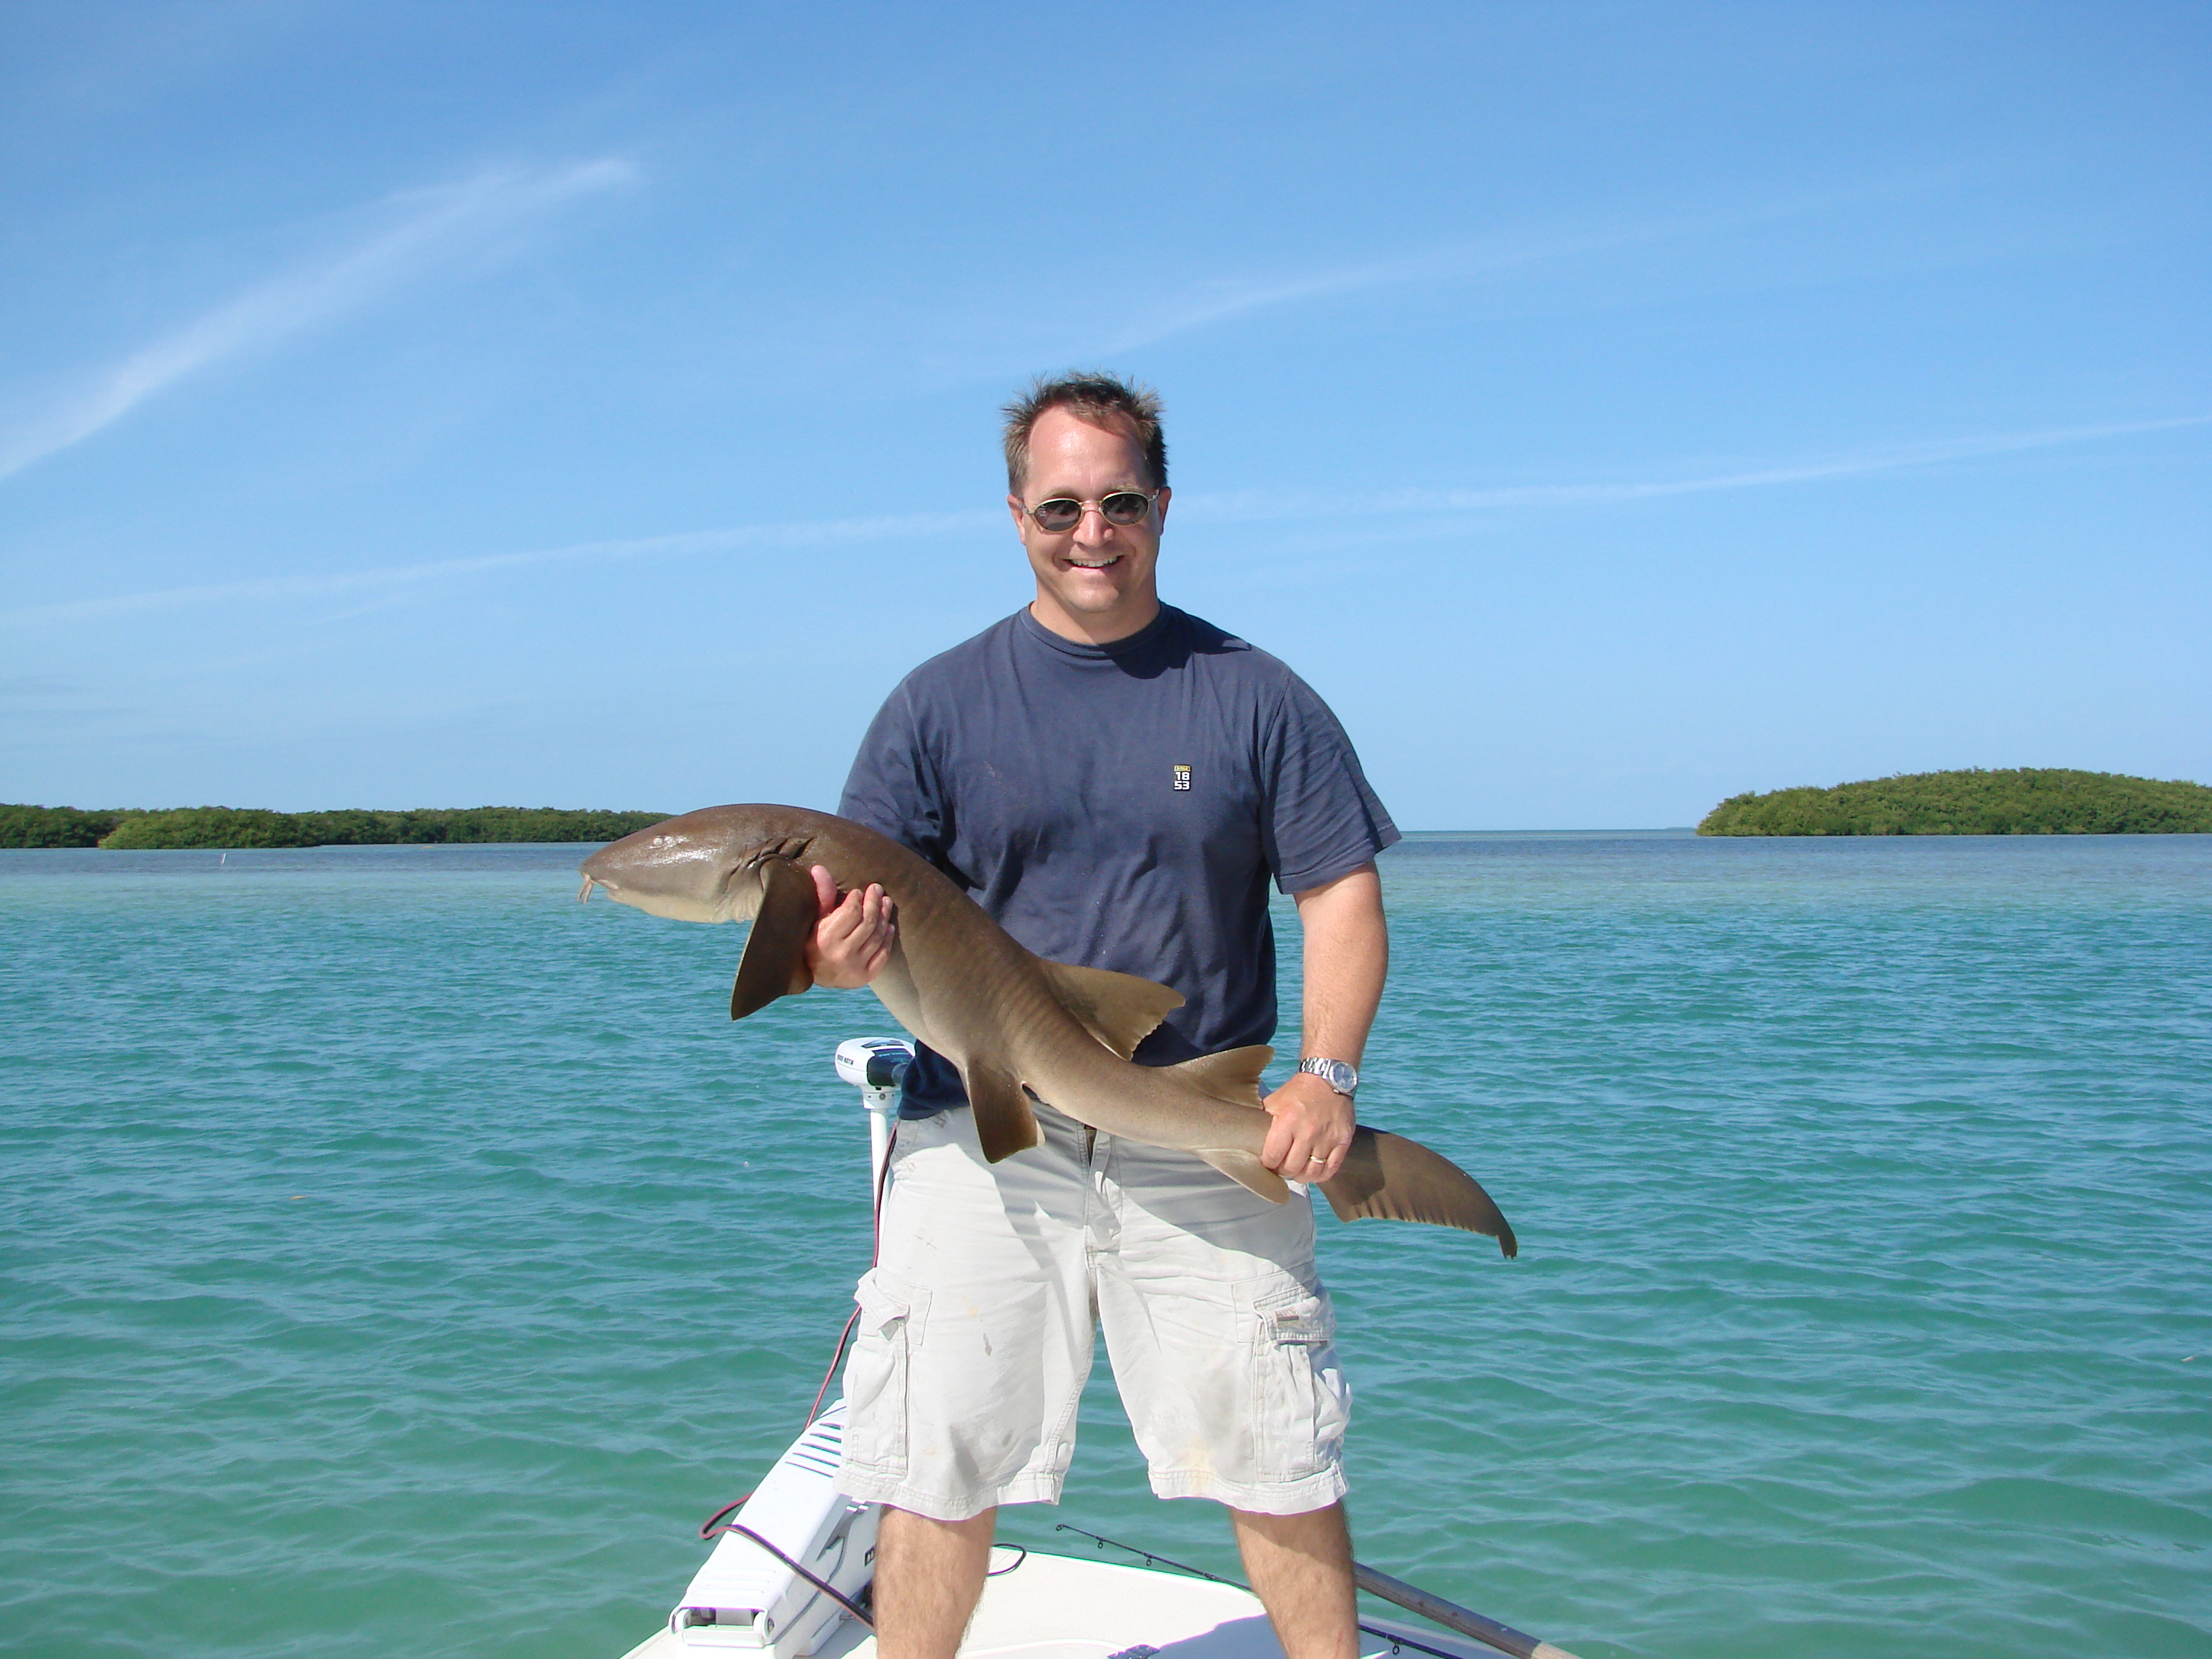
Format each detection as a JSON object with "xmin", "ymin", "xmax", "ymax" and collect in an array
[{"xmin": 1008, "ymin": 405, "xmax": 1170, "ymax": 644}]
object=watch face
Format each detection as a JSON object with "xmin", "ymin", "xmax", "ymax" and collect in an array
[{"xmin": 1302, "ymin": 1058, "xmax": 1357, "ymax": 1093}]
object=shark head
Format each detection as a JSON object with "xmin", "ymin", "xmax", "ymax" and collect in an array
[{"xmin": 577, "ymin": 806, "xmax": 817, "ymax": 925}]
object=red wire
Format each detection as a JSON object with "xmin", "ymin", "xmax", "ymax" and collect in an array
[
  {"xmin": 802, "ymin": 1116, "xmax": 899, "ymax": 1429},
  {"xmin": 705, "ymin": 1115, "xmax": 902, "ymax": 1534}
]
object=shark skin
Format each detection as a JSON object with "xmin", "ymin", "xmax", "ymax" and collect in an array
[{"xmin": 578, "ymin": 804, "xmax": 1515, "ymax": 1253}]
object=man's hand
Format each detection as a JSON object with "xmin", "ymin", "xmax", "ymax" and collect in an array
[
  {"xmin": 804, "ymin": 864, "xmax": 896, "ymax": 989},
  {"xmin": 1260, "ymin": 1070, "xmax": 1355, "ymax": 1184}
]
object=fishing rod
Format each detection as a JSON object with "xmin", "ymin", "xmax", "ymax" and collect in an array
[{"xmin": 1052, "ymin": 1526, "xmax": 1588, "ymax": 1659}]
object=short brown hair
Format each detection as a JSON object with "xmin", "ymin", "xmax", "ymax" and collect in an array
[{"xmin": 1002, "ymin": 372, "xmax": 1167, "ymax": 493}]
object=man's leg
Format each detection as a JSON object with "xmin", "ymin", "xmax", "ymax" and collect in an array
[
  {"xmin": 873, "ymin": 1505, "xmax": 997, "ymax": 1659},
  {"xmin": 1230, "ymin": 1502, "xmax": 1359, "ymax": 1659}
]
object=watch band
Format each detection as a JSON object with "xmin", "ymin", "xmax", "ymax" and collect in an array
[{"xmin": 1297, "ymin": 1056, "xmax": 1359, "ymax": 1096}]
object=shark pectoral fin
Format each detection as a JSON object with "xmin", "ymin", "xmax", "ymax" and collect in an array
[
  {"xmin": 730, "ymin": 858, "xmax": 818, "ymax": 1020},
  {"xmin": 1038, "ymin": 961, "xmax": 1185, "ymax": 1060},
  {"xmin": 962, "ymin": 1061, "xmax": 1041, "ymax": 1162},
  {"xmin": 1319, "ymin": 1127, "xmax": 1519, "ymax": 1256},
  {"xmin": 1194, "ymin": 1147, "xmax": 1292, "ymax": 1204},
  {"xmin": 1163, "ymin": 1044, "xmax": 1274, "ymax": 1107}
]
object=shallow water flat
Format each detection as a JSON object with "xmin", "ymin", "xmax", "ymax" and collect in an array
[{"xmin": 2, "ymin": 835, "xmax": 2207, "ymax": 1659}]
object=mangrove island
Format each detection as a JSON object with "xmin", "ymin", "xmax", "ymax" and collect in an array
[
  {"xmin": 1698, "ymin": 768, "xmax": 2212, "ymax": 836},
  {"xmin": 0, "ymin": 804, "xmax": 670, "ymax": 850}
]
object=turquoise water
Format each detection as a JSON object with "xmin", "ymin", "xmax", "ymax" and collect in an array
[{"xmin": 3, "ymin": 835, "xmax": 2207, "ymax": 1659}]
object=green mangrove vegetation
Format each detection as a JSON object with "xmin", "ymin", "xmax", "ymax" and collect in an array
[
  {"xmin": 1699, "ymin": 768, "xmax": 2212, "ymax": 836},
  {"xmin": 0, "ymin": 804, "xmax": 670, "ymax": 850}
]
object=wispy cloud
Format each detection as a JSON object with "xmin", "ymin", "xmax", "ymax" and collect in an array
[
  {"xmin": 0, "ymin": 508, "xmax": 999, "ymax": 626},
  {"xmin": 0, "ymin": 158, "xmax": 636, "ymax": 481},
  {"xmin": 1100, "ymin": 222, "xmax": 1672, "ymax": 354},
  {"xmin": 1092, "ymin": 179, "xmax": 1961, "ymax": 356},
  {"xmin": 1177, "ymin": 416, "xmax": 2212, "ymax": 524},
  {"xmin": 8, "ymin": 415, "xmax": 2198, "ymax": 627}
]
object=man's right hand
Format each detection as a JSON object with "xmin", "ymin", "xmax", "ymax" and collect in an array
[{"xmin": 804, "ymin": 864, "xmax": 896, "ymax": 988}]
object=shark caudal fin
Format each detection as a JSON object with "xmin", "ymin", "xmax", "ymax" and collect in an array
[
  {"xmin": 730, "ymin": 858, "xmax": 818, "ymax": 1020},
  {"xmin": 1039, "ymin": 960, "xmax": 1185, "ymax": 1061},
  {"xmin": 1319, "ymin": 1128, "xmax": 1518, "ymax": 1256}
]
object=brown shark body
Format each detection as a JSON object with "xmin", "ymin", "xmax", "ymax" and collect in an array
[{"xmin": 579, "ymin": 804, "xmax": 1515, "ymax": 1253}]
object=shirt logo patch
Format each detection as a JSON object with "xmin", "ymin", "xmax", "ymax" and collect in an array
[{"xmin": 1171, "ymin": 764, "xmax": 1192, "ymax": 792}]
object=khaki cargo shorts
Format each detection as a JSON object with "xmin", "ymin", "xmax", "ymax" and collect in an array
[{"xmin": 836, "ymin": 1099, "xmax": 1349, "ymax": 1522}]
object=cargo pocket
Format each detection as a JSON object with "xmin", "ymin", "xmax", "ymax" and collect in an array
[
  {"xmin": 842, "ymin": 1270, "xmax": 925, "ymax": 1478},
  {"xmin": 1249, "ymin": 1287, "xmax": 1350, "ymax": 1483}
]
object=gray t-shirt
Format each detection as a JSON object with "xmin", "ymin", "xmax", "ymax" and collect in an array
[{"xmin": 840, "ymin": 604, "xmax": 1398, "ymax": 1112}]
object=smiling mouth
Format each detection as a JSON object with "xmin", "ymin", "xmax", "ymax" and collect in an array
[{"xmin": 1066, "ymin": 554, "xmax": 1122, "ymax": 570}]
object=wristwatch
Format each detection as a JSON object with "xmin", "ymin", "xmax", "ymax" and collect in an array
[{"xmin": 1296, "ymin": 1056, "xmax": 1359, "ymax": 1097}]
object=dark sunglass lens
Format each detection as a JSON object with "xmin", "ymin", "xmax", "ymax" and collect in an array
[
  {"xmin": 1100, "ymin": 492, "xmax": 1150, "ymax": 524},
  {"xmin": 1032, "ymin": 498, "xmax": 1082, "ymax": 531}
]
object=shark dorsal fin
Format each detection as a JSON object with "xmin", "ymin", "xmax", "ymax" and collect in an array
[
  {"xmin": 730, "ymin": 858, "xmax": 817, "ymax": 1020},
  {"xmin": 1038, "ymin": 960, "xmax": 1184, "ymax": 1061},
  {"xmin": 1164, "ymin": 1043, "xmax": 1273, "ymax": 1108}
]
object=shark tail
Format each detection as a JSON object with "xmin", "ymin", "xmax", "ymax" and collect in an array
[{"xmin": 1319, "ymin": 1128, "xmax": 1519, "ymax": 1256}]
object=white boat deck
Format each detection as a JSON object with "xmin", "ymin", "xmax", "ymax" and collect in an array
[{"xmin": 619, "ymin": 1549, "xmax": 1496, "ymax": 1659}]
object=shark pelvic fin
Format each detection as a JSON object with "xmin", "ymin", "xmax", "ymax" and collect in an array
[
  {"xmin": 730, "ymin": 858, "xmax": 818, "ymax": 1020},
  {"xmin": 1319, "ymin": 1127, "xmax": 1519, "ymax": 1256},
  {"xmin": 1192, "ymin": 1146, "xmax": 1293, "ymax": 1204},
  {"xmin": 1164, "ymin": 1044, "xmax": 1273, "ymax": 1107},
  {"xmin": 1165, "ymin": 1046, "xmax": 1290, "ymax": 1205},
  {"xmin": 962, "ymin": 1059, "xmax": 1042, "ymax": 1162},
  {"xmin": 1038, "ymin": 960, "xmax": 1185, "ymax": 1060}
]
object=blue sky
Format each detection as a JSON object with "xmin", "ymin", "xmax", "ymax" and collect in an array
[{"xmin": 3, "ymin": 2, "xmax": 2205, "ymax": 830}]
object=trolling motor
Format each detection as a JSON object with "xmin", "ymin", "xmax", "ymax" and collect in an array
[
  {"xmin": 834, "ymin": 1036, "xmax": 912, "ymax": 1195},
  {"xmin": 665, "ymin": 1039, "xmax": 914, "ymax": 1655}
]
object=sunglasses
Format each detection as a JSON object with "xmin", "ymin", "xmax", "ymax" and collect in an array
[{"xmin": 1019, "ymin": 489, "xmax": 1161, "ymax": 534}]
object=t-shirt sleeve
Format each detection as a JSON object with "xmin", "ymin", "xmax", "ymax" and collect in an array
[
  {"xmin": 1259, "ymin": 671, "xmax": 1401, "ymax": 893},
  {"xmin": 838, "ymin": 680, "xmax": 948, "ymax": 865}
]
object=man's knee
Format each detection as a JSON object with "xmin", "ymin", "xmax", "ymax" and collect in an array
[{"xmin": 877, "ymin": 1503, "xmax": 997, "ymax": 1562}]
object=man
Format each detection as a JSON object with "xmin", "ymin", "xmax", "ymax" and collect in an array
[{"xmin": 805, "ymin": 374, "xmax": 1398, "ymax": 1659}]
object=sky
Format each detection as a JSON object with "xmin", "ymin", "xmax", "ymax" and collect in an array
[{"xmin": 1, "ymin": 1, "xmax": 2205, "ymax": 830}]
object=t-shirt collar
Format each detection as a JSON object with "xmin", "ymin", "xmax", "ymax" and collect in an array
[{"xmin": 1015, "ymin": 603, "xmax": 1179, "ymax": 660}]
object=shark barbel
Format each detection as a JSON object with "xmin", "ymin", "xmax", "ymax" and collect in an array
[{"xmin": 579, "ymin": 804, "xmax": 1515, "ymax": 1252}]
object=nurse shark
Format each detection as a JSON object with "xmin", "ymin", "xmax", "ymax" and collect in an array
[{"xmin": 579, "ymin": 804, "xmax": 1515, "ymax": 1254}]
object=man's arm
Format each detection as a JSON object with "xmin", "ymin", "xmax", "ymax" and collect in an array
[{"xmin": 1259, "ymin": 861, "xmax": 1386, "ymax": 1183}]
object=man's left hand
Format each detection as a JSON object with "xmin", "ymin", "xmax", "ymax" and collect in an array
[{"xmin": 1260, "ymin": 1071, "xmax": 1356, "ymax": 1183}]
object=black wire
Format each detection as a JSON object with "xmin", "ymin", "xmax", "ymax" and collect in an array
[
  {"xmin": 696, "ymin": 1521, "xmax": 875, "ymax": 1630},
  {"xmin": 699, "ymin": 1493, "xmax": 755, "ymax": 1539},
  {"xmin": 986, "ymin": 1545, "xmax": 1029, "ymax": 1577}
]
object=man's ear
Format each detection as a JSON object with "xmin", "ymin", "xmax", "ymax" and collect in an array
[{"xmin": 1153, "ymin": 485, "xmax": 1170, "ymax": 529}]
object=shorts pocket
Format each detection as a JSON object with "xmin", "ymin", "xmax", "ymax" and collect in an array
[
  {"xmin": 842, "ymin": 1269, "xmax": 927, "ymax": 1477},
  {"xmin": 1249, "ymin": 1287, "xmax": 1350, "ymax": 1483}
]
